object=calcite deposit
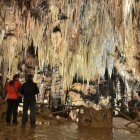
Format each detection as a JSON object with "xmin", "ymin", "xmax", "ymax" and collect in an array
[
  {"xmin": 0, "ymin": 99, "xmax": 7, "ymax": 119},
  {"xmin": 78, "ymin": 106, "xmax": 112, "ymax": 127}
]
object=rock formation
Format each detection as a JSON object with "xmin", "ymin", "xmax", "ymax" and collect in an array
[
  {"xmin": 0, "ymin": 99, "xmax": 7, "ymax": 120},
  {"xmin": 78, "ymin": 106, "xmax": 112, "ymax": 127}
]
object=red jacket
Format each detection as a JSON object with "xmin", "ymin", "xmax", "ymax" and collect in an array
[{"xmin": 7, "ymin": 79, "xmax": 22, "ymax": 99}]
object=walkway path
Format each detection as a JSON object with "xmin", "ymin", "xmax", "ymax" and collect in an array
[{"xmin": 0, "ymin": 116, "xmax": 140, "ymax": 140}]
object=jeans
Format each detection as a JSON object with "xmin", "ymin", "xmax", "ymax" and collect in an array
[
  {"xmin": 6, "ymin": 99, "xmax": 19, "ymax": 124},
  {"xmin": 22, "ymin": 100, "xmax": 36, "ymax": 126}
]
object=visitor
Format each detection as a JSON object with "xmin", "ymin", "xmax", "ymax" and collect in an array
[
  {"xmin": 6, "ymin": 74, "xmax": 22, "ymax": 126},
  {"xmin": 20, "ymin": 74, "xmax": 39, "ymax": 128}
]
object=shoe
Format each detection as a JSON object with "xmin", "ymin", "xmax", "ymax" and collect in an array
[
  {"xmin": 12, "ymin": 122, "xmax": 18, "ymax": 126},
  {"xmin": 21, "ymin": 125, "xmax": 25, "ymax": 128},
  {"xmin": 31, "ymin": 124, "xmax": 37, "ymax": 128},
  {"xmin": 6, "ymin": 122, "xmax": 10, "ymax": 125}
]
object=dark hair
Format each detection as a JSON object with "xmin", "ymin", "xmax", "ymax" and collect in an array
[
  {"xmin": 9, "ymin": 74, "xmax": 20, "ymax": 85},
  {"xmin": 27, "ymin": 74, "xmax": 33, "ymax": 80},
  {"xmin": 13, "ymin": 74, "xmax": 20, "ymax": 81}
]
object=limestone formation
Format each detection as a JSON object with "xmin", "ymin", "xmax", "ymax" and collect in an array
[
  {"xmin": 0, "ymin": 99, "xmax": 7, "ymax": 120},
  {"xmin": 79, "ymin": 106, "xmax": 112, "ymax": 127}
]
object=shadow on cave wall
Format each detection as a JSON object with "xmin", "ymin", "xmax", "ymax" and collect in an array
[{"xmin": 69, "ymin": 89, "xmax": 99, "ymax": 104}]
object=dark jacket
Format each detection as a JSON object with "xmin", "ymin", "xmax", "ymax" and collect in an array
[{"xmin": 20, "ymin": 80, "xmax": 39, "ymax": 101}]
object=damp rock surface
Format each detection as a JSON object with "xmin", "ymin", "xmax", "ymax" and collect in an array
[{"xmin": 0, "ymin": 116, "xmax": 140, "ymax": 140}]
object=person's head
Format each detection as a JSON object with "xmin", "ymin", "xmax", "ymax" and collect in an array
[
  {"xmin": 9, "ymin": 74, "xmax": 20, "ymax": 85},
  {"xmin": 13, "ymin": 74, "xmax": 20, "ymax": 81},
  {"xmin": 27, "ymin": 74, "xmax": 33, "ymax": 81}
]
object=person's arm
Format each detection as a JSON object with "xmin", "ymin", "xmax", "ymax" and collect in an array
[
  {"xmin": 35, "ymin": 83, "xmax": 39, "ymax": 99},
  {"xmin": 20, "ymin": 85, "xmax": 24, "ymax": 95},
  {"xmin": 35, "ymin": 83, "xmax": 39, "ymax": 95},
  {"xmin": 19, "ymin": 82, "xmax": 22, "ymax": 89},
  {"xmin": 18, "ymin": 82, "xmax": 22, "ymax": 94}
]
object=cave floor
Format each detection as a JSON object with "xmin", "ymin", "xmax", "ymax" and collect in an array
[{"xmin": 0, "ymin": 116, "xmax": 140, "ymax": 140}]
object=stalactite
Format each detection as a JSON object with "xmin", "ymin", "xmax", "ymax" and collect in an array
[
  {"xmin": 115, "ymin": 78, "xmax": 121, "ymax": 115},
  {"xmin": 0, "ymin": 28, "xmax": 5, "ymax": 46},
  {"xmin": 11, "ymin": 58, "xmax": 18, "ymax": 78}
]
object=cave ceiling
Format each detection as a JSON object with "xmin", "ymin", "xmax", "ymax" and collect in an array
[{"xmin": 0, "ymin": 0, "xmax": 140, "ymax": 94}]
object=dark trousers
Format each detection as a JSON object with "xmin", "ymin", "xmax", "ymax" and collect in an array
[
  {"xmin": 6, "ymin": 99, "xmax": 19, "ymax": 124},
  {"xmin": 22, "ymin": 100, "xmax": 36, "ymax": 126}
]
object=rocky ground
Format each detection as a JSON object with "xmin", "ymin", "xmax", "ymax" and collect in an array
[
  {"xmin": 0, "ymin": 116, "xmax": 140, "ymax": 140},
  {"xmin": 0, "ymin": 0, "xmax": 140, "ymax": 120}
]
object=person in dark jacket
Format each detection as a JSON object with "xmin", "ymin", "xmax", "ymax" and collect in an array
[
  {"xmin": 20, "ymin": 74, "xmax": 39, "ymax": 128},
  {"xmin": 6, "ymin": 74, "xmax": 22, "ymax": 126}
]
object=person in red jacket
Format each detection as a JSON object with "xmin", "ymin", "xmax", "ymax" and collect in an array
[{"xmin": 6, "ymin": 74, "xmax": 22, "ymax": 126}]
